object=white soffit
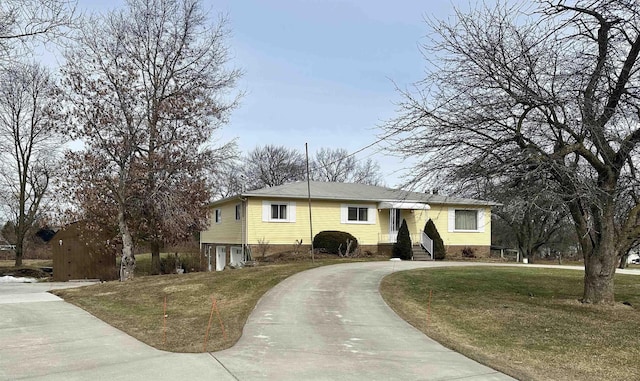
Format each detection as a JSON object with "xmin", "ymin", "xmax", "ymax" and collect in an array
[{"xmin": 378, "ymin": 202, "xmax": 430, "ymax": 210}]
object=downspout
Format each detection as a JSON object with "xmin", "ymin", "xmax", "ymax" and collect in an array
[
  {"xmin": 239, "ymin": 196, "xmax": 247, "ymax": 261},
  {"xmin": 305, "ymin": 143, "xmax": 314, "ymax": 263}
]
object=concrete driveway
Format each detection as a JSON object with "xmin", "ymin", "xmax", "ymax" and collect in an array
[
  {"xmin": 0, "ymin": 281, "xmax": 236, "ymax": 381},
  {"xmin": 0, "ymin": 262, "xmax": 521, "ymax": 380},
  {"xmin": 214, "ymin": 261, "xmax": 513, "ymax": 380}
]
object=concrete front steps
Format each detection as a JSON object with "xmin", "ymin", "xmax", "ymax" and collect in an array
[{"xmin": 412, "ymin": 245, "xmax": 432, "ymax": 261}]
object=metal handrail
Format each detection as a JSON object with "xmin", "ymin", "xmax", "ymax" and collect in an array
[{"xmin": 421, "ymin": 232, "xmax": 433, "ymax": 260}]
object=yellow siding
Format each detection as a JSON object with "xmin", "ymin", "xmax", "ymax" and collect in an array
[
  {"xmin": 427, "ymin": 205, "xmax": 492, "ymax": 246},
  {"xmin": 246, "ymin": 198, "xmax": 434, "ymax": 245},
  {"xmin": 200, "ymin": 199, "xmax": 243, "ymax": 244},
  {"xmin": 247, "ymin": 198, "xmax": 380, "ymax": 245},
  {"xmin": 247, "ymin": 198, "xmax": 378, "ymax": 245},
  {"xmin": 404, "ymin": 209, "xmax": 429, "ymax": 242},
  {"xmin": 202, "ymin": 196, "xmax": 492, "ymax": 248}
]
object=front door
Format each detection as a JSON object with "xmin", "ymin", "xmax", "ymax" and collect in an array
[
  {"xmin": 215, "ymin": 246, "xmax": 226, "ymax": 271},
  {"xmin": 389, "ymin": 208, "xmax": 401, "ymax": 242}
]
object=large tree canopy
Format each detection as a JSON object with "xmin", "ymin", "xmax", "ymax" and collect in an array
[
  {"xmin": 383, "ymin": 0, "xmax": 640, "ymax": 304},
  {"xmin": 61, "ymin": 0, "xmax": 240, "ymax": 278}
]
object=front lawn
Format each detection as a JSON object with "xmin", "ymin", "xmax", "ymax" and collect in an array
[
  {"xmin": 53, "ymin": 256, "xmax": 380, "ymax": 352},
  {"xmin": 380, "ymin": 267, "xmax": 640, "ymax": 381}
]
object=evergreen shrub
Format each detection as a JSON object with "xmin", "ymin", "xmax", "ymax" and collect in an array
[
  {"xmin": 313, "ymin": 230, "xmax": 358, "ymax": 255},
  {"xmin": 392, "ymin": 219, "xmax": 412, "ymax": 260},
  {"xmin": 424, "ymin": 218, "xmax": 446, "ymax": 260}
]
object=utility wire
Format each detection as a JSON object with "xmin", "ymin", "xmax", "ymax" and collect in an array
[{"xmin": 303, "ymin": 128, "xmax": 403, "ymax": 175}]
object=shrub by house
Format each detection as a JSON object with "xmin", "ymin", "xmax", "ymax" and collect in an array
[
  {"xmin": 392, "ymin": 219, "xmax": 412, "ymax": 260},
  {"xmin": 313, "ymin": 230, "xmax": 358, "ymax": 255},
  {"xmin": 424, "ymin": 218, "xmax": 446, "ymax": 260}
]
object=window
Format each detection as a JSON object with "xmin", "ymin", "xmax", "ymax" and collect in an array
[
  {"xmin": 448, "ymin": 208, "xmax": 484, "ymax": 232},
  {"xmin": 455, "ymin": 210, "xmax": 477, "ymax": 230},
  {"xmin": 214, "ymin": 209, "xmax": 222, "ymax": 224},
  {"xmin": 262, "ymin": 201, "xmax": 296, "ymax": 222},
  {"xmin": 235, "ymin": 204, "xmax": 241, "ymax": 221},
  {"xmin": 341, "ymin": 204, "xmax": 375, "ymax": 224},
  {"xmin": 347, "ymin": 207, "xmax": 368, "ymax": 222},
  {"xmin": 271, "ymin": 204, "xmax": 287, "ymax": 220}
]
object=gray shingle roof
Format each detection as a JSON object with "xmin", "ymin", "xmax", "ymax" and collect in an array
[{"xmin": 229, "ymin": 181, "xmax": 498, "ymax": 206}]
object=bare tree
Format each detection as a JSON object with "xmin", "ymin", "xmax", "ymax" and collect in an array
[
  {"xmin": 209, "ymin": 143, "xmax": 245, "ymax": 199},
  {"xmin": 482, "ymin": 178, "xmax": 570, "ymax": 262},
  {"xmin": 0, "ymin": 62, "xmax": 62, "ymax": 266},
  {"xmin": 244, "ymin": 145, "xmax": 305, "ymax": 189},
  {"xmin": 0, "ymin": 0, "xmax": 76, "ymax": 61},
  {"xmin": 61, "ymin": 0, "xmax": 240, "ymax": 279},
  {"xmin": 382, "ymin": 1, "xmax": 640, "ymax": 304},
  {"xmin": 310, "ymin": 147, "xmax": 382, "ymax": 185},
  {"xmin": 211, "ymin": 160, "xmax": 245, "ymax": 199}
]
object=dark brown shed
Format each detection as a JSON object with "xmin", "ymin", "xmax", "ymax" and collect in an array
[{"xmin": 51, "ymin": 221, "xmax": 118, "ymax": 281}]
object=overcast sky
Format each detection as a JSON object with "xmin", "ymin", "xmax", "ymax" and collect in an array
[{"xmin": 52, "ymin": 1, "xmax": 474, "ymax": 188}]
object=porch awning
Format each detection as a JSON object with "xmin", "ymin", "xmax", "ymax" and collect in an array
[{"xmin": 378, "ymin": 201, "xmax": 430, "ymax": 210}]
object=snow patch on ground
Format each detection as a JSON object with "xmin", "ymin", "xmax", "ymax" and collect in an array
[{"xmin": 0, "ymin": 275, "xmax": 38, "ymax": 283}]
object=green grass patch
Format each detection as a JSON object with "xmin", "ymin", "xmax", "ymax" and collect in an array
[
  {"xmin": 0, "ymin": 259, "xmax": 53, "ymax": 278},
  {"xmin": 380, "ymin": 267, "xmax": 640, "ymax": 381},
  {"xmin": 0, "ymin": 259, "xmax": 52, "ymax": 268},
  {"xmin": 53, "ymin": 256, "xmax": 381, "ymax": 353}
]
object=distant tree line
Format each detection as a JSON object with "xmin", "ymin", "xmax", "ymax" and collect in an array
[{"xmin": 211, "ymin": 144, "xmax": 383, "ymax": 199}]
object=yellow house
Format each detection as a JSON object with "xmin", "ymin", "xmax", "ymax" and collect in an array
[{"xmin": 200, "ymin": 181, "xmax": 497, "ymax": 270}]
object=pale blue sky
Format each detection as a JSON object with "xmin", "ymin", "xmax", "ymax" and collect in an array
[{"xmin": 63, "ymin": 1, "xmax": 470, "ymax": 188}]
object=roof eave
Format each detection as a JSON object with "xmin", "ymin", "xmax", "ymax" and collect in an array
[{"xmin": 227, "ymin": 193, "xmax": 500, "ymax": 207}]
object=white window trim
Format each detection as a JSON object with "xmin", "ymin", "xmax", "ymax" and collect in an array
[
  {"xmin": 448, "ymin": 207, "xmax": 485, "ymax": 232},
  {"xmin": 235, "ymin": 203, "xmax": 241, "ymax": 222},
  {"xmin": 262, "ymin": 201, "xmax": 296, "ymax": 223},
  {"xmin": 214, "ymin": 208, "xmax": 222, "ymax": 224},
  {"xmin": 340, "ymin": 204, "xmax": 376, "ymax": 225}
]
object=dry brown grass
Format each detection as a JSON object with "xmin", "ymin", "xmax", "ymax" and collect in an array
[
  {"xmin": 53, "ymin": 256, "xmax": 383, "ymax": 352},
  {"xmin": 0, "ymin": 259, "xmax": 52, "ymax": 268},
  {"xmin": 380, "ymin": 267, "xmax": 640, "ymax": 381},
  {"xmin": 0, "ymin": 259, "xmax": 53, "ymax": 278}
]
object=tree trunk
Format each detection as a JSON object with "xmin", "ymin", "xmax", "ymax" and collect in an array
[
  {"xmin": 582, "ymin": 223, "xmax": 618, "ymax": 304},
  {"xmin": 14, "ymin": 205, "xmax": 27, "ymax": 268},
  {"xmin": 118, "ymin": 210, "xmax": 135, "ymax": 281},
  {"xmin": 14, "ymin": 244, "xmax": 23, "ymax": 267},
  {"xmin": 150, "ymin": 241, "xmax": 161, "ymax": 275},
  {"xmin": 582, "ymin": 252, "xmax": 616, "ymax": 304},
  {"xmin": 618, "ymin": 253, "xmax": 629, "ymax": 269},
  {"xmin": 566, "ymin": 178, "xmax": 621, "ymax": 305}
]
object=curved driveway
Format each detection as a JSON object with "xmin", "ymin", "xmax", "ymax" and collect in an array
[
  {"xmin": 215, "ymin": 261, "xmax": 514, "ymax": 380},
  {"xmin": 7, "ymin": 261, "xmax": 618, "ymax": 380}
]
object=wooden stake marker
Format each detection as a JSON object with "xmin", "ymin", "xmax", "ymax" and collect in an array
[
  {"xmin": 203, "ymin": 296, "xmax": 216, "ymax": 352},
  {"xmin": 163, "ymin": 295, "xmax": 167, "ymax": 345}
]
